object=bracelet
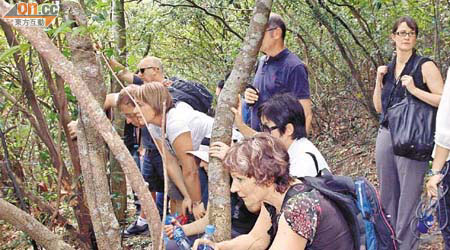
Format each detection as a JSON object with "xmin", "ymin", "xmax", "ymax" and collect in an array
[{"xmin": 426, "ymin": 169, "xmax": 441, "ymax": 177}]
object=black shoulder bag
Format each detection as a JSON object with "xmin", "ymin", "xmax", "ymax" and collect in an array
[{"xmin": 386, "ymin": 56, "xmax": 437, "ymax": 161}]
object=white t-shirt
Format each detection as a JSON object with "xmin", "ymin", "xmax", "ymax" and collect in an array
[
  {"xmin": 433, "ymin": 68, "xmax": 450, "ymax": 161},
  {"xmin": 435, "ymin": 68, "xmax": 450, "ymax": 150},
  {"xmin": 147, "ymin": 102, "xmax": 213, "ymax": 153},
  {"xmin": 288, "ymin": 138, "xmax": 330, "ymax": 177},
  {"xmin": 147, "ymin": 101, "xmax": 243, "ymax": 154}
]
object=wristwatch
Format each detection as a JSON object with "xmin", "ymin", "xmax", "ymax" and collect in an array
[{"xmin": 426, "ymin": 169, "xmax": 441, "ymax": 177}]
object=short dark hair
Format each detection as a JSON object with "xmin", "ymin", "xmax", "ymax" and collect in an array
[
  {"xmin": 217, "ymin": 72, "xmax": 231, "ymax": 90},
  {"xmin": 392, "ymin": 16, "xmax": 419, "ymax": 36},
  {"xmin": 268, "ymin": 13, "xmax": 286, "ymax": 40},
  {"xmin": 258, "ymin": 93, "xmax": 307, "ymax": 140}
]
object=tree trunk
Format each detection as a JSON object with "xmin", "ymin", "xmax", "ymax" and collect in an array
[
  {"xmin": 40, "ymin": 56, "xmax": 95, "ymax": 249},
  {"xmin": 110, "ymin": 0, "xmax": 128, "ymax": 224},
  {"xmin": 0, "ymin": 198, "xmax": 75, "ymax": 250},
  {"xmin": 208, "ymin": 0, "xmax": 272, "ymax": 241},
  {"xmin": 0, "ymin": 1, "xmax": 162, "ymax": 248},
  {"xmin": 61, "ymin": 2, "xmax": 121, "ymax": 249}
]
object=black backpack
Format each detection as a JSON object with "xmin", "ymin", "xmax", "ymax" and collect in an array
[
  {"xmin": 285, "ymin": 167, "xmax": 398, "ymax": 250},
  {"xmin": 168, "ymin": 77, "xmax": 213, "ymax": 114}
]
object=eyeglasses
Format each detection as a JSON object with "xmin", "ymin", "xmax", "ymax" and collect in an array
[
  {"xmin": 260, "ymin": 124, "xmax": 278, "ymax": 133},
  {"xmin": 139, "ymin": 67, "xmax": 158, "ymax": 74},
  {"xmin": 395, "ymin": 31, "xmax": 416, "ymax": 38}
]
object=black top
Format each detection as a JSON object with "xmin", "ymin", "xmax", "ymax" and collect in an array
[{"xmin": 379, "ymin": 52, "xmax": 432, "ymax": 127}]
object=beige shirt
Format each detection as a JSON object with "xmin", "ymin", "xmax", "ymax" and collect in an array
[{"xmin": 435, "ymin": 68, "xmax": 450, "ymax": 151}]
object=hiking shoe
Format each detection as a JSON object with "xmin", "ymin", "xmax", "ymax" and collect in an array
[{"xmin": 123, "ymin": 221, "xmax": 149, "ymax": 237}]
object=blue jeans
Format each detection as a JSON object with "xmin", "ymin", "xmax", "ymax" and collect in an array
[
  {"xmin": 130, "ymin": 145, "xmax": 142, "ymax": 212},
  {"xmin": 142, "ymin": 148, "xmax": 164, "ymax": 193}
]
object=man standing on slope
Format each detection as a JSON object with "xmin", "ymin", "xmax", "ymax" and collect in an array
[{"xmin": 244, "ymin": 13, "xmax": 312, "ymax": 134}]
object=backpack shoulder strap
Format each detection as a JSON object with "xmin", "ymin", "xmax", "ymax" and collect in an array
[
  {"xmin": 281, "ymin": 183, "xmax": 313, "ymax": 210},
  {"xmin": 305, "ymin": 152, "xmax": 319, "ymax": 176}
]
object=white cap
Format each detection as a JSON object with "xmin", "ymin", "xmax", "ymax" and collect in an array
[{"xmin": 187, "ymin": 144, "xmax": 209, "ymax": 163}]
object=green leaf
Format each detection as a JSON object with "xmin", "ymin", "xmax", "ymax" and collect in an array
[
  {"xmin": 48, "ymin": 20, "xmax": 75, "ymax": 38},
  {"xmin": 104, "ymin": 47, "xmax": 114, "ymax": 58},
  {"xmin": 0, "ymin": 45, "xmax": 20, "ymax": 61}
]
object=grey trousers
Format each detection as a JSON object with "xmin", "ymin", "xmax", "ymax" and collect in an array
[{"xmin": 376, "ymin": 127, "xmax": 428, "ymax": 250}]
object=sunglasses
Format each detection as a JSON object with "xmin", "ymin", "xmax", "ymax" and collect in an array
[
  {"xmin": 260, "ymin": 124, "xmax": 278, "ymax": 133},
  {"xmin": 139, "ymin": 66, "xmax": 158, "ymax": 74}
]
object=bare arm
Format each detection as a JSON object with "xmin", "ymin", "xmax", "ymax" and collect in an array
[
  {"xmin": 231, "ymin": 97, "xmax": 257, "ymax": 137},
  {"xmin": 215, "ymin": 203, "xmax": 271, "ymax": 250},
  {"xmin": 299, "ymin": 99, "xmax": 312, "ymax": 135},
  {"xmin": 373, "ymin": 66, "xmax": 388, "ymax": 114},
  {"xmin": 164, "ymin": 209, "xmax": 208, "ymax": 239},
  {"xmin": 269, "ymin": 214, "xmax": 307, "ymax": 250},
  {"xmin": 154, "ymin": 139, "xmax": 190, "ymax": 198},
  {"xmin": 157, "ymin": 139, "xmax": 189, "ymax": 197},
  {"xmin": 426, "ymin": 145, "xmax": 450, "ymax": 198},
  {"xmin": 172, "ymin": 132, "xmax": 202, "ymax": 202},
  {"xmin": 403, "ymin": 61, "xmax": 444, "ymax": 107},
  {"xmin": 109, "ymin": 58, "xmax": 135, "ymax": 85}
]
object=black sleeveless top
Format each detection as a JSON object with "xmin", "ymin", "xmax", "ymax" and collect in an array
[{"xmin": 379, "ymin": 52, "xmax": 432, "ymax": 127}]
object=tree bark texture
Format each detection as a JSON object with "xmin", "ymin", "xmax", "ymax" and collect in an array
[
  {"xmin": 110, "ymin": 0, "xmax": 128, "ymax": 223},
  {"xmin": 0, "ymin": 198, "xmax": 75, "ymax": 250},
  {"xmin": 208, "ymin": 0, "xmax": 272, "ymax": 241},
  {"xmin": 61, "ymin": 2, "xmax": 121, "ymax": 249},
  {"xmin": 0, "ymin": 1, "xmax": 162, "ymax": 248},
  {"xmin": 112, "ymin": 0, "xmax": 127, "ymax": 62},
  {"xmin": 39, "ymin": 56, "xmax": 95, "ymax": 249}
]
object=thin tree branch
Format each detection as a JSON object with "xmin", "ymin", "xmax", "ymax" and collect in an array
[
  {"xmin": 327, "ymin": 0, "xmax": 385, "ymax": 65},
  {"xmin": 0, "ymin": 126, "xmax": 39, "ymax": 250},
  {"xmin": 156, "ymin": 0, "xmax": 244, "ymax": 41},
  {"xmin": 0, "ymin": 127, "xmax": 27, "ymax": 211},
  {"xmin": 317, "ymin": 0, "xmax": 377, "ymax": 67},
  {"xmin": 0, "ymin": 19, "xmax": 72, "ymax": 190}
]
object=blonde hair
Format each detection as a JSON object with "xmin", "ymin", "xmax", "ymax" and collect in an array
[
  {"xmin": 136, "ymin": 82, "xmax": 173, "ymax": 115},
  {"xmin": 117, "ymin": 84, "xmax": 139, "ymax": 107}
]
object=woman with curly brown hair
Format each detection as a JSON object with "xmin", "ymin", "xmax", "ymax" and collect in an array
[{"xmin": 193, "ymin": 133, "xmax": 354, "ymax": 250}]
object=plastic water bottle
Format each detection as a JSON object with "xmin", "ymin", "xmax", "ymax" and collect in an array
[
  {"xmin": 163, "ymin": 215, "xmax": 173, "ymax": 246},
  {"xmin": 198, "ymin": 225, "xmax": 215, "ymax": 250},
  {"xmin": 173, "ymin": 223, "xmax": 191, "ymax": 250}
]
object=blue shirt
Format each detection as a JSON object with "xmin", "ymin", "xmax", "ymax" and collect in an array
[{"xmin": 250, "ymin": 48, "xmax": 310, "ymax": 130}]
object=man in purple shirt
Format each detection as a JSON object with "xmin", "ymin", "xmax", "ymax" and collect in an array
[{"xmin": 244, "ymin": 13, "xmax": 312, "ymax": 134}]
